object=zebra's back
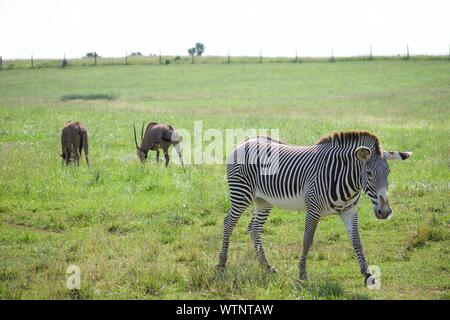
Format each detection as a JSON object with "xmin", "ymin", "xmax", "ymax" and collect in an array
[{"xmin": 227, "ymin": 136, "xmax": 317, "ymax": 211}]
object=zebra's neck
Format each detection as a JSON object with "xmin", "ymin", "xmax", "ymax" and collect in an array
[{"xmin": 318, "ymin": 145, "xmax": 365, "ymax": 206}]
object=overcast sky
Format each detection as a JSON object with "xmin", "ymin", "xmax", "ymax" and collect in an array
[{"xmin": 1, "ymin": 0, "xmax": 449, "ymax": 59}]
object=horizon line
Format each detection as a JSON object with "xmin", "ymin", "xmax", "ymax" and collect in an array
[{"xmin": 2, "ymin": 53, "xmax": 449, "ymax": 61}]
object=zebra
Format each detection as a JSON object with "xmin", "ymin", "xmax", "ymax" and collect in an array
[{"xmin": 216, "ymin": 131, "xmax": 412, "ymax": 286}]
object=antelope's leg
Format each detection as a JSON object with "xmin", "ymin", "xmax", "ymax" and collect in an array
[
  {"xmin": 174, "ymin": 143, "xmax": 185, "ymax": 171},
  {"xmin": 163, "ymin": 147, "xmax": 170, "ymax": 167},
  {"xmin": 74, "ymin": 151, "xmax": 80, "ymax": 166},
  {"xmin": 156, "ymin": 147, "xmax": 160, "ymax": 163},
  {"xmin": 82, "ymin": 133, "xmax": 89, "ymax": 167}
]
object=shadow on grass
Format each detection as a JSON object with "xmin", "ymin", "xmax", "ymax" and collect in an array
[
  {"xmin": 186, "ymin": 262, "xmax": 278, "ymax": 299},
  {"xmin": 68, "ymin": 288, "xmax": 94, "ymax": 300},
  {"xmin": 185, "ymin": 261, "xmax": 373, "ymax": 300},
  {"xmin": 61, "ymin": 93, "xmax": 116, "ymax": 101},
  {"xmin": 295, "ymin": 279, "xmax": 371, "ymax": 300}
]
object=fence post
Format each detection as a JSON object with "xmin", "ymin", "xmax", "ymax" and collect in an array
[
  {"xmin": 294, "ymin": 48, "xmax": 298, "ymax": 63},
  {"xmin": 227, "ymin": 49, "xmax": 230, "ymax": 64},
  {"xmin": 369, "ymin": 45, "xmax": 373, "ymax": 60},
  {"xmin": 331, "ymin": 47, "xmax": 334, "ymax": 62},
  {"xmin": 31, "ymin": 55, "xmax": 34, "ymax": 68},
  {"xmin": 94, "ymin": 52, "xmax": 97, "ymax": 65},
  {"xmin": 259, "ymin": 49, "xmax": 262, "ymax": 63},
  {"xmin": 125, "ymin": 51, "xmax": 128, "ymax": 65},
  {"xmin": 406, "ymin": 44, "xmax": 410, "ymax": 60},
  {"xmin": 62, "ymin": 53, "xmax": 68, "ymax": 68},
  {"xmin": 159, "ymin": 50, "xmax": 162, "ymax": 65}
]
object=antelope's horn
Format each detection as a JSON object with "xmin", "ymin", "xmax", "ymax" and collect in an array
[
  {"xmin": 141, "ymin": 122, "xmax": 144, "ymax": 141},
  {"xmin": 133, "ymin": 124, "xmax": 139, "ymax": 149}
]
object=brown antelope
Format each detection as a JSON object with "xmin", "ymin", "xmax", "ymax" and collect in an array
[
  {"xmin": 133, "ymin": 122, "xmax": 184, "ymax": 170},
  {"xmin": 60, "ymin": 121, "xmax": 89, "ymax": 166}
]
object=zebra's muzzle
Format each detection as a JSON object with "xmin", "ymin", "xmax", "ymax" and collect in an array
[{"xmin": 375, "ymin": 195, "xmax": 392, "ymax": 219}]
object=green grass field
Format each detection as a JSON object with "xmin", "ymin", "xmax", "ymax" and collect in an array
[{"xmin": 0, "ymin": 60, "xmax": 449, "ymax": 299}]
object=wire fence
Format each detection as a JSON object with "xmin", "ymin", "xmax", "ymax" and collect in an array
[{"xmin": 1, "ymin": 46, "xmax": 449, "ymax": 70}]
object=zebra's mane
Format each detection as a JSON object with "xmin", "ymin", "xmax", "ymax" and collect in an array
[
  {"xmin": 244, "ymin": 135, "xmax": 287, "ymax": 144},
  {"xmin": 316, "ymin": 131, "xmax": 382, "ymax": 156}
]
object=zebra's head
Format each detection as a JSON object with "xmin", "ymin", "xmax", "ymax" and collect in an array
[{"xmin": 355, "ymin": 147, "xmax": 412, "ymax": 219}]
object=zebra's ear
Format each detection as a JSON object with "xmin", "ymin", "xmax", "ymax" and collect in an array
[
  {"xmin": 355, "ymin": 146, "xmax": 371, "ymax": 161},
  {"xmin": 383, "ymin": 151, "xmax": 412, "ymax": 160}
]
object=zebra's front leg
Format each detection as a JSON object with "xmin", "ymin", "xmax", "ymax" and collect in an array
[
  {"xmin": 248, "ymin": 199, "xmax": 276, "ymax": 273},
  {"xmin": 299, "ymin": 211, "xmax": 320, "ymax": 281},
  {"xmin": 340, "ymin": 209, "xmax": 375, "ymax": 286}
]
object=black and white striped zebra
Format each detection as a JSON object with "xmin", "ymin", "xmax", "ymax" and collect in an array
[{"xmin": 216, "ymin": 131, "xmax": 412, "ymax": 286}]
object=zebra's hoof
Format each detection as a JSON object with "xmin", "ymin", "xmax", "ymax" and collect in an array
[
  {"xmin": 365, "ymin": 275, "xmax": 376, "ymax": 287},
  {"xmin": 215, "ymin": 264, "xmax": 225, "ymax": 272},
  {"xmin": 299, "ymin": 273, "xmax": 308, "ymax": 281},
  {"xmin": 267, "ymin": 265, "xmax": 277, "ymax": 274}
]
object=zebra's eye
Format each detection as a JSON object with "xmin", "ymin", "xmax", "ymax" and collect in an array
[{"xmin": 366, "ymin": 171, "xmax": 373, "ymax": 177}]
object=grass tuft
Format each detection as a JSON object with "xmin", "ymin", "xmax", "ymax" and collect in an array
[
  {"xmin": 406, "ymin": 214, "xmax": 449, "ymax": 252},
  {"xmin": 317, "ymin": 282, "xmax": 346, "ymax": 299}
]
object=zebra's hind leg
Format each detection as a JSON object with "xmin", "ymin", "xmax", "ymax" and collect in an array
[
  {"xmin": 299, "ymin": 209, "xmax": 320, "ymax": 281},
  {"xmin": 248, "ymin": 198, "xmax": 276, "ymax": 273},
  {"xmin": 216, "ymin": 201, "xmax": 250, "ymax": 271}
]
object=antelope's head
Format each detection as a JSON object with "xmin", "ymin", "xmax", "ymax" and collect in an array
[
  {"xmin": 60, "ymin": 144, "xmax": 78, "ymax": 164},
  {"xmin": 133, "ymin": 122, "xmax": 148, "ymax": 163}
]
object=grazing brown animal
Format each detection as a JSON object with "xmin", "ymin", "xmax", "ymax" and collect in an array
[
  {"xmin": 133, "ymin": 122, "xmax": 184, "ymax": 169},
  {"xmin": 60, "ymin": 121, "xmax": 89, "ymax": 166}
]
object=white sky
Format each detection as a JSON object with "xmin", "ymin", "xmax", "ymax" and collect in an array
[{"xmin": 0, "ymin": 0, "xmax": 449, "ymax": 59}]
